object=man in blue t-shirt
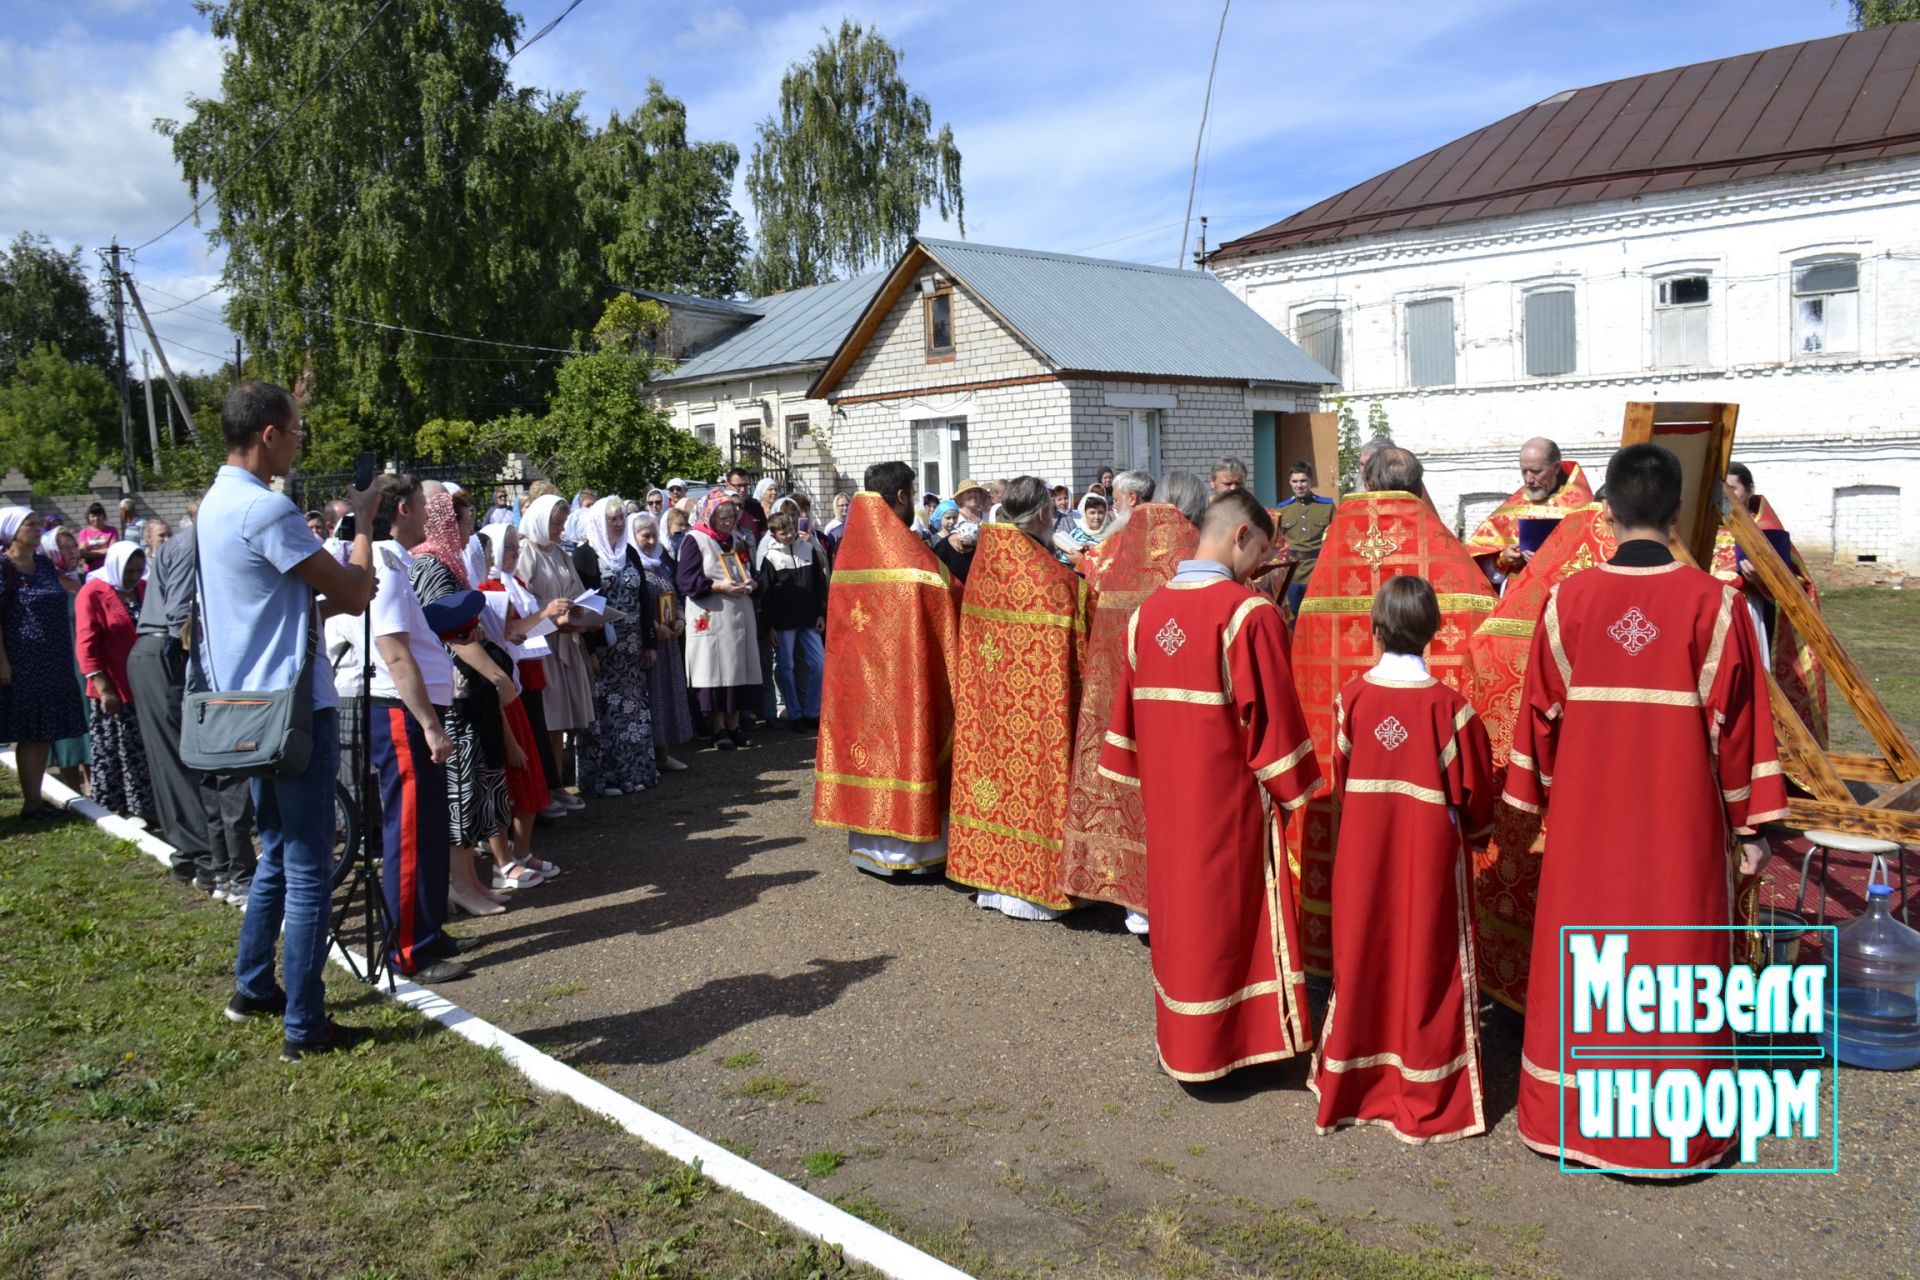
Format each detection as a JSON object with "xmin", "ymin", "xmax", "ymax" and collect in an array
[{"xmin": 198, "ymin": 381, "xmax": 387, "ymax": 1062}]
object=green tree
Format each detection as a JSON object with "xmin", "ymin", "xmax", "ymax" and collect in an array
[
  {"xmin": 0, "ymin": 233, "xmax": 114, "ymax": 382},
  {"xmin": 1850, "ymin": 0, "xmax": 1920, "ymax": 25},
  {"xmin": 160, "ymin": 0, "xmax": 597, "ymax": 463},
  {"xmin": 745, "ymin": 20, "xmax": 963, "ymax": 293},
  {"xmin": 511, "ymin": 297, "xmax": 721, "ymax": 494},
  {"xmin": 0, "ymin": 344, "xmax": 114, "ymax": 491},
  {"xmin": 1333, "ymin": 396, "xmax": 1361, "ymax": 491},
  {"xmin": 582, "ymin": 82, "xmax": 749, "ymax": 297}
]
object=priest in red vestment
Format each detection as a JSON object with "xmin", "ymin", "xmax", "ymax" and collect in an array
[
  {"xmin": 947, "ymin": 480, "xmax": 1089, "ymax": 919},
  {"xmin": 1710, "ymin": 462, "xmax": 1828, "ymax": 746},
  {"xmin": 1507, "ymin": 444, "xmax": 1787, "ymax": 1175},
  {"xmin": 1312, "ymin": 576, "xmax": 1497, "ymax": 1144},
  {"xmin": 814, "ymin": 461, "xmax": 962, "ymax": 875},
  {"xmin": 1462, "ymin": 438, "xmax": 1594, "ymax": 590},
  {"xmin": 1058, "ymin": 500, "xmax": 1198, "ymax": 929},
  {"xmin": 1465, "ymin": 502, "xmax": 1617, "ymax": 1012},
  {"xmin": 1099, "ymin": 491, "xmax": 1322, "ymax": 1082},
  {"xmin": 1291, "ymin": 448, "xmax": 1495, "ymax": 974}
]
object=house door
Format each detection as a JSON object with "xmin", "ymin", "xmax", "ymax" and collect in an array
[{"xmin": 915, "ymin": 418, "xmax": 968, "ymax": 498}]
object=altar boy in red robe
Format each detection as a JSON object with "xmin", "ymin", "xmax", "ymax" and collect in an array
[
  {"xmin": 1507, "ymin": 443, "xmax": 1787, "ymax": 1175},
  {"xmin": 1311, "ymin": 576, "xmax": 1496, "ymax": 1143},
  {"xmin": 1099, "ymin": 491, "xmax": 1322, "ymax": 1083}
]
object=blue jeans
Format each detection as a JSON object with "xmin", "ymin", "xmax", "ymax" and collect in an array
[
  {"xmin": 235, "ymin": 710, "xmax": 339, "ymax": 1042},
  {"xmin": 773, "ymin": 627, "xmax": 825, "ymax": 720},
  {"xmin": 1284, "ymin": 582, "xmax": 1308, "ymax": 620}
]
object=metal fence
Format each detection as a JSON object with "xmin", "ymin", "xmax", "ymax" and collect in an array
[{"xmin": 284, "ymin": 458, "xmax": 507, "ymax": 514}]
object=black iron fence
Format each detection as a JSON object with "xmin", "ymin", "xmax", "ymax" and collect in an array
[
  {"xmin": 729, "ymin": 430, "xmax": 790, "ymax": 495},
  {"xmin": 284, "ymin": 458, "xmax": 507, "ymax": 515}
]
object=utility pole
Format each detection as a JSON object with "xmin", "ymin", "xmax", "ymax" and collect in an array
[
  {"xmin": 107, "ymin": 241, "xmax": 138, "ymax": 490},
  {"xmin": 234, "ymin": 336, "xmax": 243, "ymax": 383},
  {"xmin": 1193, "ymin": 216, "xmax": 1209, "ymax": 271},
  {"xmin": 139, "ymin": 349, "xmax": 161, "ymax": 467},
  {"xmin": 121, "ymin": 273, "xmax": 201, "ymax": 442}
]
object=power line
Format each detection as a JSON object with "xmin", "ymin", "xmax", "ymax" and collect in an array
[
  {"xmin": 131, "ymin": 0, "xmax": 401, "ymax": 253},
  {"xmin": 510, "ymin": 0, "xmax": 587, "ymax": 62}
]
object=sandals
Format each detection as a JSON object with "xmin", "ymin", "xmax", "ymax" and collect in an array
[
  {"xmin": 491, "ymin": 863, "xmax": 544, "ymax": 891},
  {"xmin": 514, "ymin": 855, "xmax": 562, "ymax": 879}
]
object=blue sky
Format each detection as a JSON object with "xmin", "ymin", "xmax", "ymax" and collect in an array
[{"xmin": 0, "ymin": 0, "xmax": 1851, "ymax": 371}]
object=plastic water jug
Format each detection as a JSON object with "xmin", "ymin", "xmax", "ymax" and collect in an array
[{"xmin": 1827, "ymin": 859, "xmax": 1920, "ymax": 1071}]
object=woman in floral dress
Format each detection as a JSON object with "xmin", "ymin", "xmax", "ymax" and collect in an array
[{"xmin": 570, "ymin": 496, "xmax": 658, "ymax": 797}]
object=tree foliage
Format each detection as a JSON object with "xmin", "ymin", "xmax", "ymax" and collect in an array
[
  {"xmin": 1850, "ymin": 0, "xmax": 1920, "ymax": 25},
  {"xmin": 161, "ymin": 0, "xmax": 597, "ymax": 465},
  {"xmin": 0, "ymin": 344, "xmax": 114, "ymax": 492},
  {"xmin": 582, "ymin": 82, "xmax": 749, "ymax": 298},
  {"xmin": 0, "ymin": 233, "xmax": 114, "ymax": 383},
  {"xmin": 745, "ymin": 20, "xmax": 963, "ymax": 293}
]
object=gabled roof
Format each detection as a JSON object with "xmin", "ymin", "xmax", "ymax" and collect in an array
[
  {"xmin": 811, "ymin": 238, "xmax": 1335, "ymax": 397},
  {"xmin": 622, "ymin": 287, "xmax": 759, "ymax": 319},
  {"xmin": 651, "ymin": 272, "xmax": 887, "ymax": 387},
  {"xmin": 1215, "ymin": 21, "xmax": 1920, "ymax": 258}
]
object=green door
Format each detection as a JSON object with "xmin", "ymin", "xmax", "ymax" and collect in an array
[{"xmin": 1252, "ymin": 412, "xmax": 1278, "ymax": 506}]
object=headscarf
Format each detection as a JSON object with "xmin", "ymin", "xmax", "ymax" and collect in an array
[
  {"xmin": 582, "ymin": 494, "xmax": 629, "ymax": 570},
  {"xmin": 0, "ymin": 507, "xmax": 33, "ymax": 548},
  {"xmin": 562, "ymin": 504, "xmax": 594, "ymax": 546},
  {"xmin": 1076, "ymin": 491, "xmax": 1112, "ymax": 542},
  {"xmin": 928, "ymin": 499, "xmax": 960, "ymax": 542},
  {"xmin": 628, "ymin": 511, "xmax": 665, "ymax": 571},
  {"xmin": 520, "ymin": 493, "xmax": 566, "ymax": 549},
  {"xmin": 693, "ymin": 487, "xmax": 737, "ymax": 542},
  {"xmin": 479, "ymin": 521, "xmax": 542, "ymax": 617},
  {"xmin": 88, "ymin": 540, "xmax": 142, "ymax": 592},
  {"xmin": 413, "ymin": 489, "xmax": 470, "ymax": 587},
  {"xmin": 752, "ymin": 478, "xmax": 779, "ymax": 509},
  {"xmin": 645, "ymin": 487, "xmax": 667, "ymax": 510}
]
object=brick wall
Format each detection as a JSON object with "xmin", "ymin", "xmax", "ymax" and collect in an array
[{"xmin": 838, "ymin": 266, "xmax": 1050, "ymax": 393}]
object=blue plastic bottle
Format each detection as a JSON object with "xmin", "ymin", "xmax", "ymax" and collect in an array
[{"xmin": 1827, "ymin": 880, "xmax": 1920, "ymax": 1071}]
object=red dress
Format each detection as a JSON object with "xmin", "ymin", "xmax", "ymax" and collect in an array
[
  {"xmin": 1507, "ymin": 550, "xmax": 1788, "ymax": 1174},
  {"xmin": 478, "ymin": 579, "xmax": 551, "ymax": 816},
  {"xmin": 1100, "ymin": 575, "xmax": 1322, "ymax": 1081},
  {"xmin": 1311, "ymin": 671, "xmax": 1496, "ymax": 1144}
]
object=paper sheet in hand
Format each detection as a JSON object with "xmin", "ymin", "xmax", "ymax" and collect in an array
[
  {"xmin": 521, "ymin": 615, "xmax": 558, "ymax": 641},
  {"xmin": 572, "ymin": 589, "xmax": 608, "ymax": 615}
]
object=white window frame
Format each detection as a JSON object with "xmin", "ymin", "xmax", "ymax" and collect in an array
[
  {"xmin": 913, "ymin": 417, "xmax": 967, "ymax": 498},
  {"xmin": 1113, "ymin": 408, "xmax": 1161, "ymax": 476},
  {"xmin": 693, "ymin": 422, "xmax": 715, "ymax": 447},
  {"xmin": 1789, "ymin": 252, "xmax": 1862, "ymax": 359},
  {"xmin": 1651, "ymin": 268, "xmax": 1714, "ymax": 369}
]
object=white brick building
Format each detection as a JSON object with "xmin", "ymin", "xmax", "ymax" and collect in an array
[
  {"xmin": 810, "ymin": 238, "xmax": 1334, "ymax": 499},
  {"xmin": 1211, "ymin": 23, "xmax": 1920, "ymax": 568}
]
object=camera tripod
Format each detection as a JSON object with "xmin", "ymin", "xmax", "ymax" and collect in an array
[{"xmin": 328, "ymin": 607, "xmax": 395, "ymax": 987}]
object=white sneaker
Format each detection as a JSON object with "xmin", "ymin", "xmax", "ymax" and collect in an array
[
  {"xmin": 660, "ymin": 756, "xmax": 689, "ymax": 772},
  {"xmin": 210, "ymin": 878, "xmax": 229, "ymax": 902},
  {"xmin": 1124, "ymin": 911, "xmax": 1150, "ymax": 936},
  {"xmin": 540, "ymin": 801, "xmax": 569, "ymax": 819},
  {"xmin": 555, "ymin": 792, "xmax": 585, "ymax": 811}
]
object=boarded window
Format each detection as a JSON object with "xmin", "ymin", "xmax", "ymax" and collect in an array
[
  {"xmin": 1792, "ymin": 257, "xmax": 1859, "ymax": 357},
  {"xmin": 1524, "ymin": 288, "xmax": 1576, "ymax": 376},
  {"xmin": 1654, "ymin": 275, "xmax": 1710, "ymax": 367},
  {"xmin": 1296, "ymin": 308, "xmax": 1341, "ymax": 378},
  {"xmin": 1406, "ymin": 298, "xmax": 1455, "ymax": 387},
  {"xmin": 1832, "ymin": 484, "xmax": 1898, "ymax": 564}
]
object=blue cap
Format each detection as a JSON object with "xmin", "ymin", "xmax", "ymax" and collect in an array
[{"xmin": 1868, "ymin": 883, "xmax": 1893, "ymax": 896}]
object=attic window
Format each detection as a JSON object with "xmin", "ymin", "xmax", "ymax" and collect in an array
[{"xmin": 925, "ymin": 289, "xmax": 954, "ymax": 358}]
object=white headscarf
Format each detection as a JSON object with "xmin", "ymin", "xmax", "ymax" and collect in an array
[
  {"xmin": 89, "ymin": 540, "xmax": 142, "ymax": 591},
  {"xmin": 479, "ymin": 522, "xmax": 542, "ymax": 616},
  {"xmin": 753, "ymin": 478, "xmax": 778, "ymax": 508},
  {"xmin": 583, "ymin": 494, "xmax": 629, "ymax": 569},
  {"xmin": 627, "ymin": 511, "xmax": 665, "ymax": 571},
  {"xmin": 0, "ymin": 507, "xmax": 32, "ymax": 547},
  {"xmin": 1076, "ymin": 491, "xmax": 1112, "ymax": 541},
  {"xmin": 520, "ymin": 494, "xmax": 566, "ymax": 549}
]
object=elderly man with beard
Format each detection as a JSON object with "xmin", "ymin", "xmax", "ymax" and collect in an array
[{"xmin": 1464, "ymin": 437, "xmax": 1593, "ymax": 591}]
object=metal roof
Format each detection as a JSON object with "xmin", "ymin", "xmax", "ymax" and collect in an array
[
  {"xmin": 908, "ymin": 238, "xmax": 1335, "ymax": 384},
  {"xmin": 652, "ymin": 273, "xmax": 887, "ymax": 386},
  {"xmin": 1215, "ymin": 21, "xmax": 1920, "ymax": 258},
  {"xmin": 622, "ymin": 287, "xmax": 758, "ymax": 318}
]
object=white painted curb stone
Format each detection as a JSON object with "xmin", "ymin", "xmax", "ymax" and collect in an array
[{"xmin": 4, "ymin": 751, "xmax": 973, "ymax": 1280}]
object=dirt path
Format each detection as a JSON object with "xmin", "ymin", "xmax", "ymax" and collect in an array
[{"xmin": 434, "ymin": 734, "xmax": 1912, "ymax": 1279}]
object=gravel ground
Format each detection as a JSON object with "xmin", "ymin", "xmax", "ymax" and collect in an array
[{"xmin": 419, "ymin": 731, "xmax": 1914, "ymax": 1280}]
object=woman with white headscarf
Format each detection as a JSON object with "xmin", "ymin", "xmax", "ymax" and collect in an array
[
  {"xmin": 517, "ymin": 493, "xmax": 594, "ymax": 808},
  {"xmin": 677, "ymin": 490, "xmax": 762, "ymax": 748},
  {"xmin": 74, "ymin": 541, "xmax": 157, "ymax": 822},
  {"xmin": 0, "ymin": 507, "xmax": 87, "ymax": 819},
  {"xmin": 628, "ymin": 511, "xmax": 693, "ymax": 770},
  {"xmin": 569, "ymin": 495, "xmax": 658, "ymax": 797}
]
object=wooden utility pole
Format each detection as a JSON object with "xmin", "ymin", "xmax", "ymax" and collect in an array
[
  {"xmin": 121, "ymin": 274, "xmax": 201, "ymax": 442},
  {"xmin": 139, "ymin": 349, "xmax": 161, "ymax": 466},
  {"xmin": 107, "ymin": 242, "xmax": 138, "ymax": 489}
]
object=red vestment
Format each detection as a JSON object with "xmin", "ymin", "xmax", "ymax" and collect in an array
[
  {"xmin": 946, "ymin": 524, "xmax": 1088, "ymax": 910},
  {"xmin": 1311, "ymin": 673, "xmax": 1496, "ymax": 1144},
  {"xmin": 1100, "ymin": 577, "xmax": 1322, "ymax": 1081},
  {"xmin": 1464, "ymin": 505, "xmax": 1617, "ymax": 1011},
  {"xmin": 1291, "ymin": 491, "xmax": 1495, "ymax": 973},
  {"xmin": 1058, "ymin": 505, "xmax": 1198, "ymax": 913},
  {"xmin": 1461, "ymin": 461, "xmax": 1596, "ymax": 572},
  {"xmin": 1507, "ymin": 553, "xmax": 1788, "ymax": 1174},
  {"xmin": 1709, "ymin": 495, "xmax": 1828, "ymax": 746},
  {"xmin": 814, "ymin": 493, "xmax": 962, "ymax": 856}
]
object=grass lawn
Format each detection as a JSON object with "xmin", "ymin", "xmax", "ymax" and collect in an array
[
  {"xmin": 0, "ymin": 774, "xmax": 872, "ymax": 1280},
  {"xmin": 1814, "ymin": 588, "xmax": 1920, "ymax": 755}
]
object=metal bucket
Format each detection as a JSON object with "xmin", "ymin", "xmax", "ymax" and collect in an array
[{"xmin": 1755, "ymin": 907, "xmax": 1807, "ymax": 968}]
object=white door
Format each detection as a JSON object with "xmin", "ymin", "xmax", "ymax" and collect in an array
[{"xmin": 915, "ymin": 418, "xmax": 968, "ymax": 497}]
